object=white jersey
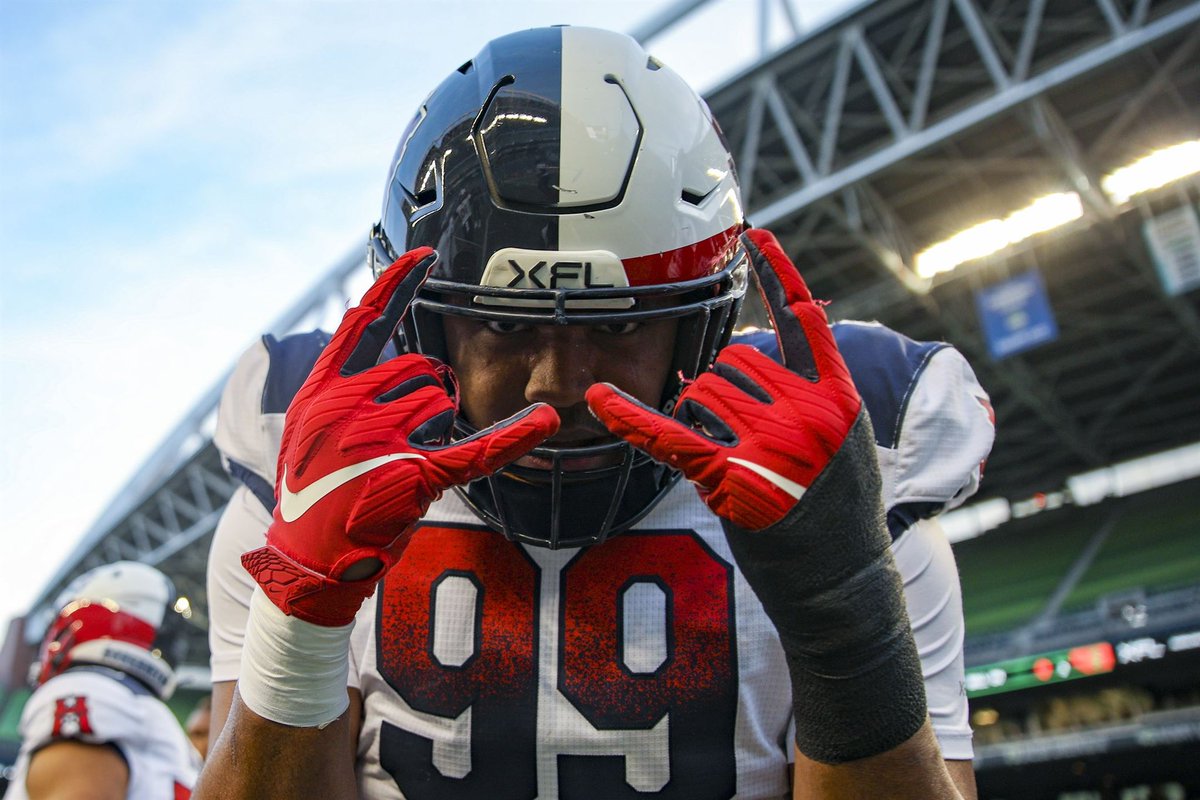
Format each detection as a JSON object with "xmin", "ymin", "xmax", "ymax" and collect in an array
[
  {"xmin": 7, "ymin": 667, "xmax": 200, "ymax": 799},
  {"xmin": 208, "ymin": 324, "xmax": 994, "ymax": 799}
]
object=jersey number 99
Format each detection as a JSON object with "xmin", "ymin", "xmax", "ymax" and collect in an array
[{"xmin": 376, "ymin": 525, "xmax": 738, "ymax": 799}]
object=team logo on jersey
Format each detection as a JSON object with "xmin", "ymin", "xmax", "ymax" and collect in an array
[
  {"xmin": 477, "ymin": 248, "xmax": 633, "ymax": 309},
  {"xmin": 52, "ymin": 695, "xmax": 93, "ymax": 737}
]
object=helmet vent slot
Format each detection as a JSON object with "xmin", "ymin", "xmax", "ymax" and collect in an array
[
  {"xmin": 681, "ymin": 186, "xmax": 716, "ymax": 206},
  {"xmin": 413, "ymin": 187, "xmax": 438, "ymax": 207},
  {"xmin": 646, "ymin": 56, "xmax": 663, "ymax": 72},
  {"xmin": 457, "ymin": 60, "xmax": 473, "ymax": 75}
]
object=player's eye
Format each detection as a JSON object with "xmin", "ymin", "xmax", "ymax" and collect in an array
[
  {"xmin": 595, "ymin": 322, "xmax": 640, "ymax": 335},
  {"xmin": 484, "ymin": 320, "xmax": 531, "ymax": 334}
]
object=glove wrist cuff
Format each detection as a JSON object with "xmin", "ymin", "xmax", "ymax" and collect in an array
[{"xmin": 238, "ymin": 586, "xmax": 354, "ymax": 728}]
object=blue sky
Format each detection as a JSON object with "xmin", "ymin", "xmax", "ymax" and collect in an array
[{"xmin": 0, "ymin": 0, "xmax": 853, "ymax": 629}]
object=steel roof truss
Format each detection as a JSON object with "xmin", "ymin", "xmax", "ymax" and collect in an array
[
  {"xmin": 1088, "ymin": 27, "xmax": 1200, "ymax": 159},
  {"xmin": 1084, "ymin": 338, "xmax": 1195, "ymax": 442},
  {"xmin": 744, "ymin": 0, "xmax": 1200, "ymax": 229}
]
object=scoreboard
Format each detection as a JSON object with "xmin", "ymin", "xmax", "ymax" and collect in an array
[
  {"xmin": 965, "ymin": 629, "xmax": 1200, "ymax": 698},
  {"xmin": 966, "ymin": 642, "xmax": 1116, "ymax": 698}
]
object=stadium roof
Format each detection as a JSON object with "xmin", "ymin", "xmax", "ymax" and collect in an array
[{"xmin": 703, "ymin": 0, "xmax": 1200, "ymax": 506}]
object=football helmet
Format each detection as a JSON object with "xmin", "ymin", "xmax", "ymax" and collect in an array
[
  {"xmin": 35, "ymin": 561, "xmax": 177, "ymax": 698},
  {"xmin": 369, "ymin": 26, "xmax": 747, "ymax": 548}
]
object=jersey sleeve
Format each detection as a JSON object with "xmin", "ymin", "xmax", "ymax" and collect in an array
[
  {"xmin": 207, "ymin": 485, "xmax": 273, "ymax": 683},
  {"xmin": 209, "ymin": 330, "xmax": 331, "ymax": 683},
  {"xmin": 891, "ymin": 517, "xmax": 974, "ymax": 759},
  {"xmin": 736, "ymin": 323, "xmax": 988, "ymax": 759},
  {"xmin": 832, "ymin": 322, "xmax": 989, "ymax": 759},
  {"xmin": 214, "ymin": 331, "xmax": 331, "ymax": 513},
  {"xmin": 215, "ymin": 337, "xmax": 278, "ymax": 512},
  {"xmin": 887, "ymin": 345, "xmax": 994, "ymax": 521},
  {"xmin": 829, "ymin": 321, "xmax": 995, "ymax": 538}
]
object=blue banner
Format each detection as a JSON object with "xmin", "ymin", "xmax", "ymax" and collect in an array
[{"xmin": 974, "ymin": 270, "xmax": 1058, "ymax": 360}]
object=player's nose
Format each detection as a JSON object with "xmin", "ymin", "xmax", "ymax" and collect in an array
[{"xmin": 524, "ymin": 327, "xmax": 597, "ymax": 409}]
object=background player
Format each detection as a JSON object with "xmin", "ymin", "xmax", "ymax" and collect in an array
[
  {"xmin": 8, "ymin": 561, "xmax": 200, "ymax": 799},
  {"xmin": 197, "ymin": 26, "xmax": 994, "ymax": 799},
  {"xmin": 186, "ymin": 695, "xmax": 212, "ymax": 762}
]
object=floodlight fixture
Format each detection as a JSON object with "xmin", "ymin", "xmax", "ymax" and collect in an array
[
  {"xmin": 1067, "ymin": 440, "xmax": 1200, "ymax": 506},
  {"xmin": 1101, "ymin": 139, "xmax": 1200, "ymax": 205},
  {"xmin": 939, "ymin": 497, "xmax": 1012, "ymax": 543},
  {"xmin": 914, "ymin": 192, "xmax": 1084, "ymax": 278},
  {"xmin": 941, "ymin": 440, "xmax": 1200, "ymax": 543}
]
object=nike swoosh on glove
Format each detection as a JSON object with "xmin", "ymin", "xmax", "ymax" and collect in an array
[
  {"xmin": 586, "ymin": 229, "xmax": 861, "ymax": 531},
  {"xmin": 242, "ymin": 248, "xmax": 559, "ymax": 626}
]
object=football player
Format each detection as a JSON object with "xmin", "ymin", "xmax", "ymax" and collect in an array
[
  {"xmin": 197, "ymin": 26, "xmax": 994, "ymax": 799},
  {"xmin": 9, "ymin": 561, "xmax": 200, "ymax": 799}
]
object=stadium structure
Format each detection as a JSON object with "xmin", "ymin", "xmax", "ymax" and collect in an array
[{"xmin": 2, "ymin": 0, "xmax": 1198, "ymax": 796}]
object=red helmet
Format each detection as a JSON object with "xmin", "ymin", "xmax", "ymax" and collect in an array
[
  {"xmin": 35, "ymin": 561, "xmax": 176, "ymax": 696},
  {"xmin": 369, "ymin": 26, "xmax": 747, "ymax": 548}
]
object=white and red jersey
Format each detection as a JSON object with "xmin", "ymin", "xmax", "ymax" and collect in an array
[
  {"xmin": 209, "ymin": 323, "xmax": 994, "ymax": 799},
  {"xmin": 7, "ymin": 666, "xmax": 199, "ymax": 799}
]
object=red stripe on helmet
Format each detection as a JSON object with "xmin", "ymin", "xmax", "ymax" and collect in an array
[
  {"xmin": 621, "ymin": 225, "xmax": 742, "ymax": 286},
  {"xmin": 51, "ymin": 601, "xmax": 158, "ymax": 651}
]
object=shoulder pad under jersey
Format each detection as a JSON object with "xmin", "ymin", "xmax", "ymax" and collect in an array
[
  {"xmin": 732, "ymin": 322, "xmax": 994, "ymax": 537},
  {"xmin": 20, "ymin": 668, "xmax": 151, "ymax": 752}
]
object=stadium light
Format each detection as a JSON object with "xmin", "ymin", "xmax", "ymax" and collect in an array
[
  {"xmin": 1066, "ymin": 441, "xmax": 1200, "ymax": 506},
  {"xmin": 971, "ymin": 708, "xmax": 1000, "ymax": 727},
  {"xmin": 939, "ymin": 497, "xmax": 1012, "ymax": 543},
  {"xmin": 1101, "ymin": 140, "xmax": 1200, "ymax": 205},
  {"xmin": 912, "ymin": 140, "xmax": 1200, "ymax": 279},
  {"xmin": 942, "ymin": 440, "xmax": 1200, "ymax": 543},
  {"xmin": 940, "ymin": 443, "xmax": 1200, "ymax": 544},
  {"xmin": 914, "ymin": 192, "xmax": 1084, "ymax": 279}
]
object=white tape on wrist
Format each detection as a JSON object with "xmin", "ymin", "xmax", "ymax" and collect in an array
[{"xmin": 238, "ymin": 586, "xmax": 354, "ymax": 728}]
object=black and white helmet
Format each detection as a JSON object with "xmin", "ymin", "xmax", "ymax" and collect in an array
[{"xmin": 369, "ymin": 26, "xmax": 747, "ymax": 548}]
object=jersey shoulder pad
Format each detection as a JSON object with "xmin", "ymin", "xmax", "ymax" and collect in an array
[
  {"xmin": 730, "ymin": 323, "xmax": 947, "ymax": 450},
  {"xmin": 214, "ymin": 330, "xmax": 330, "ymax": 512},
  {"xmin": 829, "ymin": 320, "xmax": 949, "ymax": 449},
  {"xmin": 833, "ymin": 321, "xmax": 994, "ymax": 533},
  {"xmin": 888, "ymin": 341, "xmax": 994, "ymax": 523},
  {"xmin": 734, "ymin": 322, "xmax": 994, "ymax": 535},
  {"xmin": 20, "ymin": 668, "xmax": 150, "ymax": 751}
]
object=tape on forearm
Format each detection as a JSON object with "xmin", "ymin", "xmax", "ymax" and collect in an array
[
  {"xmin": 722, "ymin": 410, "xmax": 927, "ymax": 764},
  {"xmin": 238, "ymin": 586, "xmax": 353, "ymax": 728}
]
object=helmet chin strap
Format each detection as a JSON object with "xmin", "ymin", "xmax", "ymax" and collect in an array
[{"xmin": 66, "ymin": 639, "xmax": 177, "ymax": 699}]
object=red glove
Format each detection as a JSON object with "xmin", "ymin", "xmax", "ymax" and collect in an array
[
  {"xmin": 587, "ymin": 228, "xmax": 861, "ymax": 531},
  {"xmin": 242, "ymin": 248, "xmax": 559, "ymax": 626}
]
